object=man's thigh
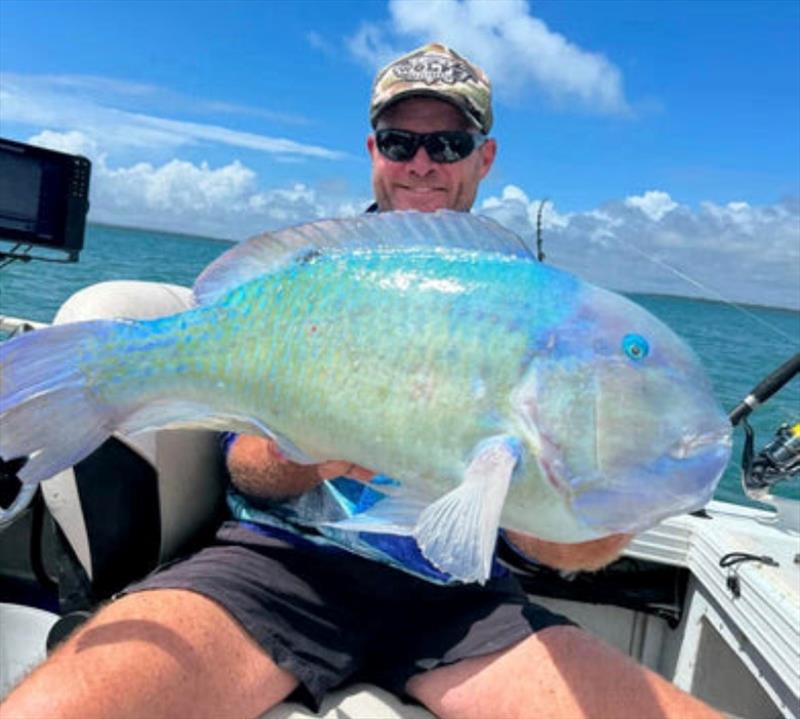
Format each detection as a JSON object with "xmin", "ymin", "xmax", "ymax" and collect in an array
[
  {"xmin": 0, "ymin": 589, "xmax": 298, "ymax": 719},
  {"xmin": 406, "ymin": 624, "xmax": 722, "ymax": 719}
]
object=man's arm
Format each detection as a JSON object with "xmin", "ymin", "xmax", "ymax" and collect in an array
[
  {"xmin": 504, "ymin": 529, "xmax": 633, "ymax": 572},
  {"xmin": 228, "ymin": 437, "xmax": 631, "ymax": 572},
  {"xmin": 227, "ymin": 435, "xmax": 374, "ymax": 501}
]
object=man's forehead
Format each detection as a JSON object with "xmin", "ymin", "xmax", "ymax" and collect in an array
[{"xmin": 376, "ymin": 96, "xmax": 470, "ymax": 129}]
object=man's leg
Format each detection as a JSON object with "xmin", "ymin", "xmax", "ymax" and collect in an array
[
  {"xmin": 407, "ymin": 625, "xmax": 722, "ymax": 719},
  {"xmin": 0, "ymin": 589, "xmax": 298, "ymax": 719}
]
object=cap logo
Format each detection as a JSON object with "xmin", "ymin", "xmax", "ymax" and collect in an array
[{"xmin": 393, "ymin": 55, "xmax": 474, "ymax": 86}]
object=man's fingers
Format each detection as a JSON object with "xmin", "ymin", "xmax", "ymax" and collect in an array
[
  {"xmin": 316, "ymin": 460, "xmax": 375, "ymax": 483},
  {"xmin": 345, "ymin": 464, "xmax": 375, "ymax": 483}
]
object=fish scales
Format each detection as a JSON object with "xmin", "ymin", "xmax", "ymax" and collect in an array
[
  {"xmin": 59, "ymin": 250, "xmax": 640, "ymax": 490},
  {"xmin": 274, "ymin": 252, "xmax": 537, "ymax": 478},
  {"xmin": 170, "ymin": 249, "xmax": 546, "ymax": 481}
]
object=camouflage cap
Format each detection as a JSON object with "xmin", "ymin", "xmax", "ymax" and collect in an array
[{"xmin": 370, "ymin": 43, "xmax": 493, "ymax": 134}]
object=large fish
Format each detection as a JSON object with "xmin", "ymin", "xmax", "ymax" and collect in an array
[{"xmin": 0, "ymin": 211, "xmax": 731, "ymax": 582}]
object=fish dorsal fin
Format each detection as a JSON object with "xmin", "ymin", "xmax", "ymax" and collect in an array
[{"xmin": 193, "ymin": 210, "xmax": 535, "ymax": 305}]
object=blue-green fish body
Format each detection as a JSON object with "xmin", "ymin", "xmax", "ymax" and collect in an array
[{"xmin": 0, "ymin": 211, "xmax": 732, "ymax": 582}]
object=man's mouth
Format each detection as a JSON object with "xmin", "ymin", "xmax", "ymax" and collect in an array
[{"xmin": 397, "ymin": 185, "xmax": 445, "ymax": 194}]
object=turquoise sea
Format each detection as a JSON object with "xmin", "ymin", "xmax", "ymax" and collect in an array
[{"xmin": 1, "ymin": 223, "xmax": 798, "ymax": 506}]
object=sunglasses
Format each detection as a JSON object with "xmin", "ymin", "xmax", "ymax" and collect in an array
[{"xmin": 375, "ymin": 129, "xmax": 488, "ymax": 164}]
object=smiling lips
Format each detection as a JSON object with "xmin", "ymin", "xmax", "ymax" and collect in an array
[{"xmin": 397, "ymin": 185, "xmax": 446, "ymax": 194}]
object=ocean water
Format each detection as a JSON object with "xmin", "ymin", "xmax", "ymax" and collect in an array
[{"xmin": 1, "ymin": 223, "xmax": 798, "ymax": 506}]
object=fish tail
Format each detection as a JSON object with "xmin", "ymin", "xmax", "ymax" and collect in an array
[{"xmin": 0, "ymin": 320, "xmax": 123, "ymax": 486}]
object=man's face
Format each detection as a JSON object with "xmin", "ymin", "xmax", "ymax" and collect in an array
[{"xmin": 367, "ymin": 97, "xmax": 497, "ymax": 212}]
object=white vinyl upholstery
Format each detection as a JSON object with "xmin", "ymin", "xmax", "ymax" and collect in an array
[
  {"xmin": 43, "ymin": 280, "xmax": 223, "ymax": 576},
  {"xmin": 261, "ymin": 684, "xmax": 434, "ymax": 719}
]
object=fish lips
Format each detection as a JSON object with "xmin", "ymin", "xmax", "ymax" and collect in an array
[{"xmin": 569, "ymin": 427, "xmax": 732, "ymax": 534}]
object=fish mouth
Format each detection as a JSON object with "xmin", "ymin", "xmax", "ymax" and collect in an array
[
  {"xmin": 570, "ymin": 428, "xmax": 733, "ymax": 535},
  {"xmin": 539, "ymin": 452, "xmax": 573, "ymax": 497},
  {"xmin": 666, "ymin": 427, "xmax": 732, "ymax": 460}
]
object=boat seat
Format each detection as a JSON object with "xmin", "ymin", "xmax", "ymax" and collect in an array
[
  {"xmin": 42, "ymin": 281, "xmax": 225, "ymax": 601},
  {"xmin": 28, "ymin": 280, "xmax": 434, "ymax": 718}
]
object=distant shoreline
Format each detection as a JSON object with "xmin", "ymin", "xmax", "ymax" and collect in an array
[
  {"xmin": 89, "ymin": 221, "xmax": 234, "ymax": 245},
  {"xmin": 626, "ymin": 290, "xmax": 799, "ymax": 315}
]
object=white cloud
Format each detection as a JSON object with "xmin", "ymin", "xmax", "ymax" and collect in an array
[
  {"xmin": 21, "ymin": 130, "xmax": 799, "ymax": 309},
  {"xmin": 100, "ymin": 159, "xmax": 256, "ymax": 214},
  {"xmin": 4, "ymin": 73, "xmax": 310, "ymax": 125},
  {"xmin": 480, "ymin": 187, "xmax": 800, "ymax": 309},
  {"xmin": 625, "ymin": 191, "xmax": 679, "ymax": 221},
  {"xmin": 348, "ymin": 0, "xmax": 629, "ymax": 114},
  {"xmin": 1, "ymin": 73, "xmax": 344, "ymax": 161},
  {"xmin": 26, "ymin": 130, "xmax": 366, "ymax": 240},
  {"xmin": 27, "ymin": 129, "xmax": 100, "ymax": 158},
  {"xmin": 306, "ymin": 31, "xmax": 338, "ymax": 58}
]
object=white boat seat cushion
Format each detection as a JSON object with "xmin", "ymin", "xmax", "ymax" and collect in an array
[{"xmin": 42, "ymin": 280, "xmax": 224, "ymax": 585}]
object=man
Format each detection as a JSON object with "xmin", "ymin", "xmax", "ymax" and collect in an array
[{"xmin": 1, "ymin": 43, "xmax": 721, "ymax": 719}]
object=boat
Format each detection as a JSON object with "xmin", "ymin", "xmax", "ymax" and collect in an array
[{"xmin": 0, "ymin": 139, "xmax": 798, "ymax": 718}]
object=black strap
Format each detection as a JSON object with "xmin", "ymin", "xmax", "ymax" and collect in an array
[
  {"xmin": 73, "ymin": 437, "xmax": 161, "ymax": 599},
  {"xmin": 52, "ymin": 520, "xmax": 95, "ymax": 613}
]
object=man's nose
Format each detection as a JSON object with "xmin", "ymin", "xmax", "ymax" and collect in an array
[{"xmin": 406, "ymin": 145, "xmax": 437, "ymax": 175}]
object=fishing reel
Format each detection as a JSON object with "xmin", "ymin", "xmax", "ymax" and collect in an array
[
  {"xmin": 741, "ymin": 421, "xmax": 800, "ymax": 500},
  {"xmin": 728, "ymin": 352, "xmax": 800, "ymax": 505}
]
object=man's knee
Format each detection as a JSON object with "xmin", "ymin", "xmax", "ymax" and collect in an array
[
  {"xmin": 408, "ymin": 625, "xmax": 720, "ymax": 719},
  {"xmin": 1, "ymin": 589, "xmax": 298, "ymax": 719}
]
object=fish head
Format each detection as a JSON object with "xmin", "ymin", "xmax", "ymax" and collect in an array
[{"xmin": 509, "ymin": 285, "xmax": 732, "ymax": 541}]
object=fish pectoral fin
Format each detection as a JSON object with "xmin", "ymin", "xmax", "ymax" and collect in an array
[
  {"xmin": 119, "ymin": 403, "xmax": 317, "ymax": 464},
  {"xmin": 413, "ymin": 436, "xmax": 522, "ymax": 585},
  {"xmin": 321, "ymin": 493, "xmax": 429, "ymax": 536}
]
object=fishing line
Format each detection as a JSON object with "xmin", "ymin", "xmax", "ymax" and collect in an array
[
  {"xmin": 603, "ymin": 233, "xmax": 796, "ymax": 344},
  {"xmin": 0, "ymin": 243, "xmax": 31, "ymax": 270}
]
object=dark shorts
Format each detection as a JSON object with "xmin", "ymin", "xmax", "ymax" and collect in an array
[{"xmin": 123, "ymin": 521, "xmax": 573, "ymax": 709}]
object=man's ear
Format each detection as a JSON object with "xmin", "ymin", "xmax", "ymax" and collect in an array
[
  {"xmin": 478, "ymin": 138, "xmax": 497, "ymax": 180},
  {"xmin": 366, "ymin": 133, "xmax": 377, "ymax": 158}
]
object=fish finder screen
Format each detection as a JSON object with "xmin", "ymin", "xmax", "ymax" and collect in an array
[
  {"xmin": 0, "ymin": 138, "xmax": 90, "ymax": 257},
  {"xmin": 0, "ymin": 152, "xmax": 45, "ymax": 231}
]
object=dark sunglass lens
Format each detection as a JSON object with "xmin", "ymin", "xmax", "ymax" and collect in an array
[
  {"xmin": 425, "ymin": 132, "xmax": 475, "ymax": 163},
  {"xmin": 376, "ymin": 130, "xmax": 418, "ymax": 162}
]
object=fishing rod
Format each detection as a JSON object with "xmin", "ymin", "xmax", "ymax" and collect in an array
[
  {"xmin": 535, "ymin": 199, "xmax": 548, "ymax": 263},
  {"xmin": 729, "ymin": 353, "xmax": 800, "ymax": 500},
  {"xmin": 730, "ymin": 353, "xmax": 800, "ymax": 426}
]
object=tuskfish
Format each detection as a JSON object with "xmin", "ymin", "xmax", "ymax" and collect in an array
[{"xmin": 0, "ymin": 211, "xmax": 732, "ymax": 582}]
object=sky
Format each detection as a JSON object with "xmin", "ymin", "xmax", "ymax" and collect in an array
[{"xmin": 1, "ymin": 0, "xmax": 798, "ymax": 308}]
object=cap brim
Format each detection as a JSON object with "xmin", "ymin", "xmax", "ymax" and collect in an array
[{"xmin": 371, "ymin": 89, "xmax": 484, "ymax": 132}]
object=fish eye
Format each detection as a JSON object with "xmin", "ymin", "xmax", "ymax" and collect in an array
[{"xmin": 622, "ymin": 333, "xmax": 649, "ymax": 361}]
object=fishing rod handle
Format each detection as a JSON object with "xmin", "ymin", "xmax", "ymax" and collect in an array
[{"xmin": 729, "ymin": 353, "xmax": 800, "ymax": 426}]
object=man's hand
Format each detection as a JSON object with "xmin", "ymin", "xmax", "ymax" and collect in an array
[
  {"xmin": 227, "ymin": 435, "xmax": 374, "ymax": 501},
  {"xmin": 315, "ymin": 460, "xmax": 375, "ymax": 483},
  {"xmin": 504, "ymin": 529, "xmax": 633, "ymax": 572}
]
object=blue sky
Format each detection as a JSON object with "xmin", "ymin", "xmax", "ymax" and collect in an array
[{"xmin": 1, "ymin": 0, "xmax": 798, "ymax": 308}]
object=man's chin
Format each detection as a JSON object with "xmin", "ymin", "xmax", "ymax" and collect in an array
[{"xmin": 391, "ymin": 188, "xmax": 450, "ymax": 212}]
